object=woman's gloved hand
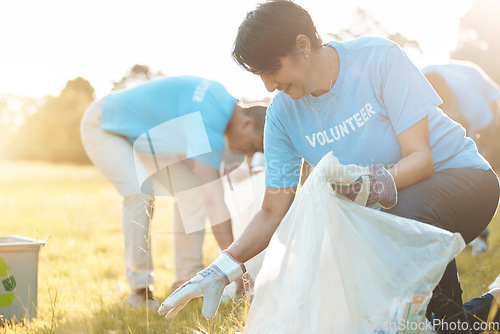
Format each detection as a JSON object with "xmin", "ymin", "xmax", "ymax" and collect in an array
[
  {"xmin": 158, "ymin": 251, "xmax": 245, "ymax": 320},
  {"xmin": 331, "ymin": 165, "xmax": 397, "ymax": 209}
]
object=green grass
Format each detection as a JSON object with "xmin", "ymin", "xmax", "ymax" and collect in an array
[
  {"xmin": 0, "ymin": 161, "xmax": 498, "ymax": 333},
  {"xmin": 0, "ymin": 161, "xmax": 248, "ymax": 333}
]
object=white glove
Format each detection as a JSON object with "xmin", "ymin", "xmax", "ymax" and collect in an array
[{"xmin": 158, "ymin": 252, "xmax": 245, "ymax": 320}]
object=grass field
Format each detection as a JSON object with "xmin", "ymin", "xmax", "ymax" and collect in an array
[{"xmin": 0, "ymin": 161, "xmax": 499, "ymax": 333}]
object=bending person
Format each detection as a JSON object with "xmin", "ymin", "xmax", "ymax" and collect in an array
[
  {"xmin": 80, "ymin": 76, "xmax": 266, "ymax": 307},
  {"xmin": 159, "ymin": 2, "xmax": 500, "ymax": 333}
]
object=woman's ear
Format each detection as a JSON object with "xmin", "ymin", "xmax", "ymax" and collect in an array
[{"xmin": 295, "ymin": 34, "xmax": 311, "ymax": 56}]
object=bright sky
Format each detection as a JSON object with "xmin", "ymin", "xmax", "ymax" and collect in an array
[{"xmin": 0, "ymin": 0, "xmax": 475, "ymax": 101}]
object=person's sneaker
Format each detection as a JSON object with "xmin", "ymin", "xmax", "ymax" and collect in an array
[
  {"xmin": 469, "ymin": 236, "xmax": 488, "ymax": 256},
  {"xmin": 128, "ymin": 286, "xmax": 159, "ymax": 308}
]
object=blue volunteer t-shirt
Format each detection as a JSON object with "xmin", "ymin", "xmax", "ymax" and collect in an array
[
  {"xmin": 101, "ymin": 76, "xmax": 237, "ymax": 167},
  {"xmin": 264, "ymin": 37, "xmax": 490, "ymax": 189}
]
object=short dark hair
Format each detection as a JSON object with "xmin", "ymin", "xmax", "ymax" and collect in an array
[
  {"xmin": 241, "ymin": 103, "xmax": 267, "ymax": 136},
  {"xmin": 232, "ymin": 0, "xmax": 322, "ymax": 74}
]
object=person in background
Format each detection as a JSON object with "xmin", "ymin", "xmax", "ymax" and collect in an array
[
  {"xmin": 423, "ymin": 61, "xmax": 500, "ymax": 255},
  {"xmin": 80, "ymin": 75, "xmax": 266, "ymax": 307},
  {"xmin": 158, "ymin": 2, "xmax": 500, "ymax": 333}
]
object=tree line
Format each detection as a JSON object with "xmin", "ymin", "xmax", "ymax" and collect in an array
[
  {"xmin": 0, "ymin": 65, "xmax": 162, "ymax": 164},
  {"xmin": 0, "ymin": 0, "xmax": 499, "ymax": 166}
]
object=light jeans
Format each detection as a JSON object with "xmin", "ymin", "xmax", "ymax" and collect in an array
[{"xmin": 80, "ymin": 97, "xmax": 205, "ymax": 290}]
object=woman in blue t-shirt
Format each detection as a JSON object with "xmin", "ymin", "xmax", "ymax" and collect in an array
[{"xmin": 159, "ymin": 1, "xmax": 500, "ymax": 331}]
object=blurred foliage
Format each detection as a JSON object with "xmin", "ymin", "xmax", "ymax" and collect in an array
[
  {"xmin": 0, "ymin": 95, "xmax": 41, "ymax": 159},
  {"xmin": 0, "ymin": 64, "xmax": 165, "ymax": 164},
  {"xmin": 328, "ymin": 8, "xmax": 423, "ymax": 59},
  {"xmin": 3, "ymin": 1, "xmax": 500, "ymax": 166},
  {"xmin": 2, "ymin": 77, "xmax": 94, "ymax": 164},
  {"xmin": 112, "ymin": 64, "xmax": 164, "ymax": 91},
  {"xmin": 452, "ymin": 0, "xmax": 500, "ymax": 85},
  {"xmin": 451, "ymin": 0, "xmax": 500, "ymax": 169}
]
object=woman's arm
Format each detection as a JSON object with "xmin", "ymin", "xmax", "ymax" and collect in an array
[
  {"xmin": 227, "ymin": 186, "xmax": 296, "ymax": 262},
  {"xmin": 158, "ymin": 185, "xmax": 296, "ymax": 320},
  {"xmin": 389, "ymin": 116, "xmax": 433, "ymax": 189}
]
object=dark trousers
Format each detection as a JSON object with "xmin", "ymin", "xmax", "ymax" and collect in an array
[{"xmin": 383, "ymin": 168, "xmax": 500, "ymax": 334}]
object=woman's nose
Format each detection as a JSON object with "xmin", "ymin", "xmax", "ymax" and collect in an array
[{"xmin": 260, "ymin": 75, "xmax": 278, "ymax": 93}]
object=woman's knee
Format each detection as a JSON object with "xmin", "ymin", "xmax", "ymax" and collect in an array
[{"xmin": 383, "ymin": 193, "xmax": 440, "ymax": 228}]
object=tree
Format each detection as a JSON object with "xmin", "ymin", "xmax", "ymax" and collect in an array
[
  {"xmin": 112, "ymin": 64, "xmax": 164, "ymax": 91},
  {"xmin": 328, "ymin": 8, "xmax": 422, "ymax": 59},
  {"xmin": 451, "ymin": 0, "xmax": 500, "ymax": 85},
  {"xmin": 450, "ymin": 0, "xmax": 500, "ymax": 169},
  {"xmin": 0, "ymin": 95, "xmax": 40, "ymax": 160},
  {"xmin": 6, "ymin": 77, "xmax": 95, "ymax": 163}
]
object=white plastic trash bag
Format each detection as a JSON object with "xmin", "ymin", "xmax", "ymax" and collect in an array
[{"xmin": 244, "ymin": 152, "xmax": 465, "ymax": 334}]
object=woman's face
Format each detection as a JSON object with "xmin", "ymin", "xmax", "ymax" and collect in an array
[{"xmin": 258, "ymin": 54, "xmax": 312, "ymax": 100}]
